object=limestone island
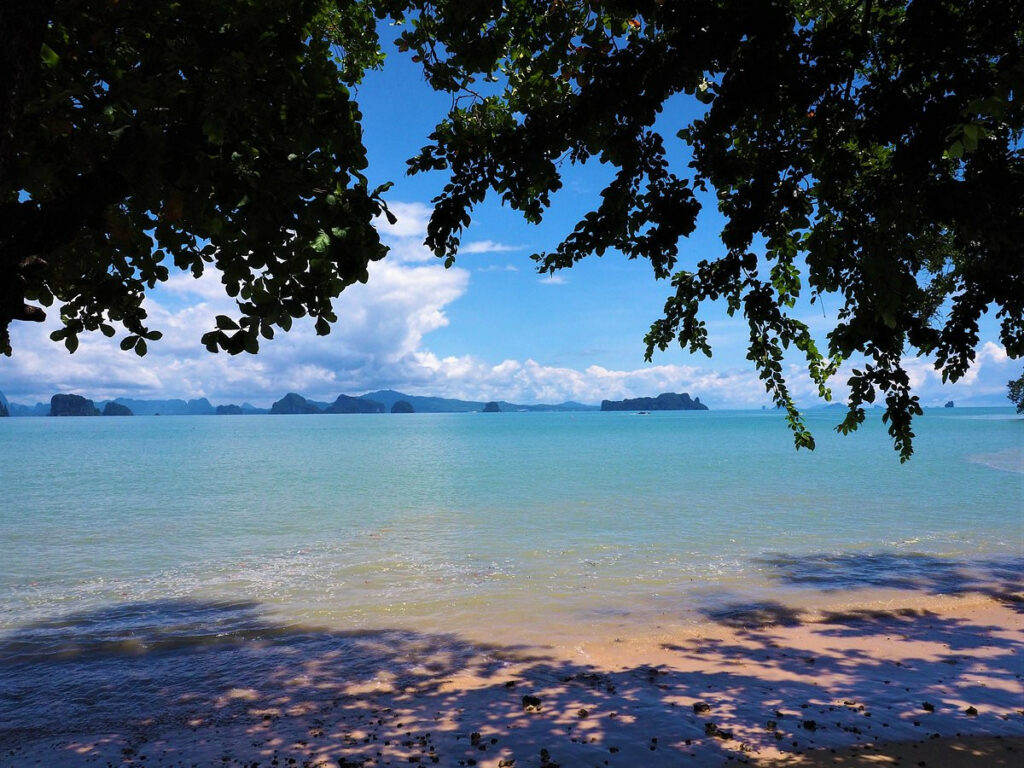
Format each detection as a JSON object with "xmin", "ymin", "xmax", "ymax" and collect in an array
[{"xmin": 600, "ymin": 392, "xmax": 708, "ymax": 411}]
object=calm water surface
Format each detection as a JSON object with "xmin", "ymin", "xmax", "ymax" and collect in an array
[{"xmin": 1, "ymin": 408, "xmax": 1021, "ymax": 646}]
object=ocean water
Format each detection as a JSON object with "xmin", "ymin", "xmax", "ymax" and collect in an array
[{"xmin": 0, "ymin": 407, "xmax": 1021, "ymax": 652}]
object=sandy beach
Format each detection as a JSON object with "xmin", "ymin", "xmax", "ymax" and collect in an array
[{"xmin": 2, "ymin": 589, "xmax": 1021, "ymax": 767}]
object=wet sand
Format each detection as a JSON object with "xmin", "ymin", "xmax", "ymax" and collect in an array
[{"xmin": 1, "ymin": 593, "xmax": 1021, "ymax": 767}]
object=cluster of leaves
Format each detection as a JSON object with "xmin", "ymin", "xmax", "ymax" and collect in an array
[
  {"xmin": 1009, "ymin": 371, "xmax": 1024, "ymax": 414},
  {"xmin": 387, "ymin": 0, "xmax": 1023, "ymax": 459},
  {"xmin": 1, "ymin": 0, "xmax": 392, "ymax": 357}
]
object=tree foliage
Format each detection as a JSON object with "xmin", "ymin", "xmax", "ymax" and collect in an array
[
  {"xmin": 0, "ymin": 0, "xmax": 392, "ymax": 357},
  {"xmin": 1009, "ymin": 371, "xmax": 1024, "ymax": 413},
  {"xmin": 2, "ymin": 0, "xmax": 1022, "ymax": 459},
  {"xmin": 386, "ymin": 0, "xmax": 1023, "ymax": 459}
]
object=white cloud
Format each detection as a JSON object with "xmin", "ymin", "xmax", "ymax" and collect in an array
[
  {"xmin": 376, "ymin": 201, "xmax": 432, "ymax": 239},
  {"xmin": 459, "ymin": 240, "xmax": 522, "ymax": 254},
  {"xmin": 3, "ymin": 201, "xmax": 1017, "ymax": 410},
  {"xmin": 539, "ymin": 274, "xmax": 568, "ymax": 285}
]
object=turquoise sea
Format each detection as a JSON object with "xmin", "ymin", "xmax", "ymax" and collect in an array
[
  {"xmin": 1, "ymin": 407, "xmax": 1022, "ymax": 759},
  {"xmin": 1, "ymin": 407, "xmax": 1020, "ymax": 647}
]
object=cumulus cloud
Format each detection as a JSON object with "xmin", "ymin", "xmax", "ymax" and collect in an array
[
  {"xmin": 377, "ymin": 201, "xmax": 432, "ymax": 239},
  {"xmin": 3, "ymin": 203, "xmax": 471, "ymax": 405},
  {"xmin": 3, "ymin": 201, "xmax": 1017, "ymax": 410}
]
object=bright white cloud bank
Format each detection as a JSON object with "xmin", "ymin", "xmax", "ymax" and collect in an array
[{"xmin": 2, "ymin": 204, "xmax": 1018, "ymax": 408}]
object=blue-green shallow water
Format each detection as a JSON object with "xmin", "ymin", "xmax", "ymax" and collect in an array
[{"xmin": 1, "ymin": 408, "xmax": 1021, "ymax": 649}]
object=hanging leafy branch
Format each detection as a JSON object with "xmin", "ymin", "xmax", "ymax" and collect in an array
[{"xmin": 385, "ymin": 0, "xmax": 1023, "ymax": 459}]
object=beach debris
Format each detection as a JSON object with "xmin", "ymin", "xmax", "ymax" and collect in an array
[
  {"xmin": 704, "ymin": 722, "xmax": 733, "ymax": 740},
  {"xmin": 522, "ymin": 695, "xmax": 542, "ymax": 712},
  {"xmin": 693, "ymin": 701, "xmax": 712, "ymax": 714},
  {"xmin": 566, "ymin": 671, "xmax": 616, "ymax": 693},
  {"xmin": 922, "ymin": 702, "xmax": 935, "ymax": 712},
  {"xmin": 802, "ymin": 720, "xmax": 817, "ymax": 731},
  {"xmin": 498, "ymin": 759, "xmax": 515, "ymax": 767},
  {"xmin": 539, "ymin": 747, "xmax": 560, "ymax": 767},
  {"xmin": 577, "ymin": 708, "xmax": 589, "ymax": 719},
  {"xmin": 965, "ymin": 706, "xmax": 979, "ymax": 716},
  {"xmin": 470, "ymin": 732, "xmax": 482, "ymax": 746}
]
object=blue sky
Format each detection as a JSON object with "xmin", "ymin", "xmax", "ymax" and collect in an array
[{"xmin": 1, "ymin": 43, "xmax": 1018, "ymax": 408}]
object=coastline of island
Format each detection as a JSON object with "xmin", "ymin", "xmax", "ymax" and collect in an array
[{"xmin": 0, "ymin": 389, "xmax": 713, "ymax": 417}]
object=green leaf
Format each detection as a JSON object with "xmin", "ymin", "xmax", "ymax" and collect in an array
[
  {"xmin": 40, "ymin": 43, "xmax": 59, "ymax": 69},
  {"xmin": 311, "ymin": 231, "xmax": 331, "ymax": 253}
]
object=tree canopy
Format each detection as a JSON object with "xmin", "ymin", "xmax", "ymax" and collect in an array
[
  {"xmin": 1, "ymin": 0, "xmax": 392, "ymax": 357},
  {"xmin": 2, "ymin": 0, "xmax": 1022, "ymax": 458},
  {"xmin": 389, "ymin": 0, "xmax": 1023, "ymax": 459},
  {"xmin": 1009, "ymin": 371, "xmax": 1024, "ymax": 413}
]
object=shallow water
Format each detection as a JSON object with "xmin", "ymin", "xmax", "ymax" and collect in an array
[{"xmin": 1, "ymin": 407, "xmax": 1021, "ymax": 650}]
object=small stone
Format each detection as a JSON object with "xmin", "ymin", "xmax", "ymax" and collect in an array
[
  {"xmin": 965, "ymin": 706, "xmax": 978, "ymax": 716},
  {"xmin": 577, "ymin": 709, "xmax": 589, "ymax": 719},
  {"xmin": 522, "ymin": 695, "xmax": 542, "ymax": 712},
  {"xmin": 922, "ymin": 702, "xmax": 935, "ymax": 712},
  {"xmin": 693, "ymin": 702, "xmax": 712, "ymax": 714}
]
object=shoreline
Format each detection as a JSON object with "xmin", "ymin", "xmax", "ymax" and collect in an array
[{"xmin": 2, "ymin": 590, "xmax": 1021, "ymax": 767}]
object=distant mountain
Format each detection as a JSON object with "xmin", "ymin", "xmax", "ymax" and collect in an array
[
  {"xmin": 360, "ymin": 389, "xmax": 481, "ymax": 413},
  {"xmin": 270, "ymin": 393, "xmax": 322, "ymax": 414},
  {"xmin": 600, "ymin": 392, "xmax": 708, "ymax": 411},
  {"xmin": 0, "ymin": 391, "xmax": 8, "ymax": 417},
  {"xmin": 360, "ymin": 389, "xmax": 599, "ymax": 413},
  {"xmin": 324, "ymin": 394, "xmax": 385, "ymax": 414},
  {"xmin": 1, "ymin": 388, "xmax": 602, "ymax": 417},
  {"xmin": 112, "ymin": 397, "xmax": 215, "ymax": 415},
  {"xmin": 102, "ymin": 401, "xmax": 133, "ymax": 416},
  {"xmin": 5, "ymin": 400, "xmax": 49, "ymax": 416}
]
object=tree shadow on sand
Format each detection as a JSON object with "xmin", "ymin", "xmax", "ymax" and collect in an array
[
  {"xmin": 751, "ymin": 552, "xmax": 1024, "ymax": 609},
  {"xmin": 1, "ymin": 585, "xmax": 1022, "ymax": 767}
]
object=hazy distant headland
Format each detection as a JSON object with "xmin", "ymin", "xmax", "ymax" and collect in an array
[{"xmin": 0, "ymin": 388, "xmax": 712, "ymax": 417}]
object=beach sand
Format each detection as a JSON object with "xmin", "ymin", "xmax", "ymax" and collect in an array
[{"xmin": 1, "ymin": 592, "xmax": 1021, "ymax": 767}]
